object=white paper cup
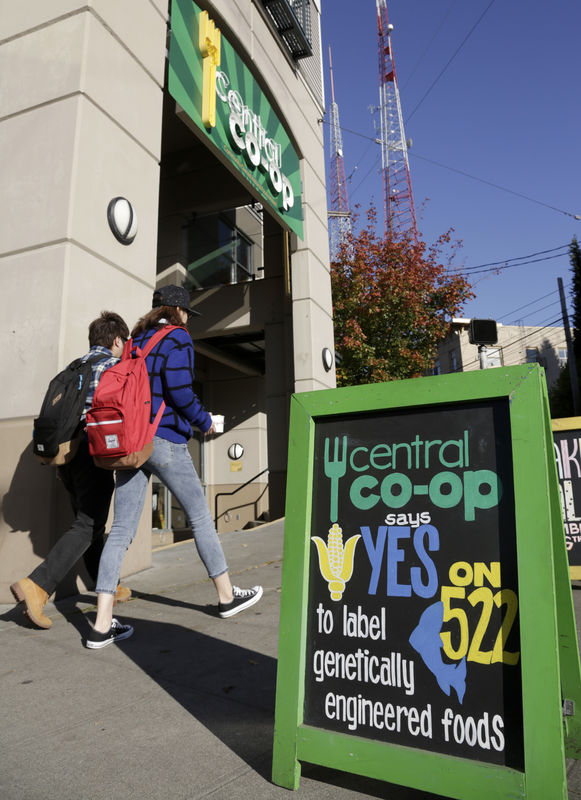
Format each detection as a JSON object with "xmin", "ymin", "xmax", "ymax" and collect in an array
[{"xmin": 212, "ymin": 414, "xmax": 224, "ymax": 433}]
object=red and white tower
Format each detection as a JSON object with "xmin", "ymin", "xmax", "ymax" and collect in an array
[
  {"xmin": 376, "ymin": 0, "xmax": 418, "ymax": 243},
  {"xmin": 327, "ymin": 47, "xmax": 352, "ymax": 259}
]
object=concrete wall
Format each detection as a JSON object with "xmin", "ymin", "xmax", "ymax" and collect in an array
[{"xmin": 0, "ymin": 2, "xmax": 169, "ymax": 601}]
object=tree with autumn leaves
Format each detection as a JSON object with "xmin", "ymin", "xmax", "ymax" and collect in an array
[{"xmin": 331, "ymin": 211, "xmax": 473, "ymax": 386}]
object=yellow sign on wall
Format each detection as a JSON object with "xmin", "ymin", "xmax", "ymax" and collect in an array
[{"xmin": 199, "ymin": 10, "xmax": 220, "ymax": 128}]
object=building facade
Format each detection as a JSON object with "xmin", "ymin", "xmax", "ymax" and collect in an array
[
  {"xmin": 436, "ymin": 319, "xmax": 567, "ymax": 388},
  {"xmin": 0, "ymin": 0, "xmax": 334, "ymax": 601}
]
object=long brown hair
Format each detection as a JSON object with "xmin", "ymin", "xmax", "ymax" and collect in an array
[{"xmin": 131, "ymin": 306, "xmax": 185, "ymax": 337}]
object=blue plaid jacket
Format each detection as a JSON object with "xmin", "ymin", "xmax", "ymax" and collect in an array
[{"xmin": 80, "ymin": 346, "xmax": 119, "ymax": 417}]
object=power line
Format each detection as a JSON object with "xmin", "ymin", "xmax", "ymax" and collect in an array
[
  {"xmin": 504, "ymin": 298, "xmax": 562, "ymax": 325},
  {"xmin": 350, "ymin": 153, "xmax": 380, "ymax": 199},
  {"xmin": 348, "ymin": 138, "xmax": 374, "ymax": 182},
  {"xmin": 498, "ymin": 283, "xmax": 572, "ymax": 322},
  {"xmin": 320, "ymin": 118, "xmax": 581, "ymax": 221},
  {"xmin": 410, "ymin": 152, "xmax": 581, "ymax": 221},
  {"xmin": 460, "ymin": 244, "xmax": 569, "ymax": 272},
  {"xmin": 405, "ymin": 0, "xmax": 498, "ymax": 124},
  {"xmin": 401, "ymin": 0, "xmax": 459, "ymax": 91},
  {"xmin": 454, "ymin": 251, "xmax": 569, "ymax": 277}
]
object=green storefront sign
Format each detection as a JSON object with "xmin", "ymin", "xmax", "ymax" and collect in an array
[{"xmin": 169, "ymin": 0, "xmax": 304, "ymax": 239}]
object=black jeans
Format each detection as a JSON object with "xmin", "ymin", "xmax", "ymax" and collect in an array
[{"xmin": 28, "ymin": 439, "xmax": 114, "ymax": 595}]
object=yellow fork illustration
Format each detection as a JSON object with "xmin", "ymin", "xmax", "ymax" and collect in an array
[{"xmin": 312, "ymin": 522, "xmax": 360, "ymax": 601}]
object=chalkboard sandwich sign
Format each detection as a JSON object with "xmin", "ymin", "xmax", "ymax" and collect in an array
[
  {"xmin": 273, "ymin": 364, "xmax": 581, "ymax": 800},
  {"xmin": 552, "ymin": 417, "xmax": 581, "ymax": 579}
]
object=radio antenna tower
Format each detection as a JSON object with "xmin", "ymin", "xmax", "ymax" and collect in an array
[
  {"xmin": 327, "ymin": 47, "xmax": 352, "ymax": 260},
  {"xmin": 376, "ymin": 0, "xmax": 418, "ymax": 243}
]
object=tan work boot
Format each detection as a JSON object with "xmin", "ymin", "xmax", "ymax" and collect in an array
[
  {"xmin": 113, "ymin": 585, "xmax": 132, "ymax": 606},
  {"xmin": 10, "ymin": 578, "xmax": 52, "ymax": 629}
]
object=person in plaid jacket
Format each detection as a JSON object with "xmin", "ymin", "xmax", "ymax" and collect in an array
[{"xmin": 10, "ymin": 311, "xmax": 131, "ymax": 628}]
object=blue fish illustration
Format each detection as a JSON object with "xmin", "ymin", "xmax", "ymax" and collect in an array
[{"xmin": 409, "ymin": 601, "xmax": 467, "ymax": 704}]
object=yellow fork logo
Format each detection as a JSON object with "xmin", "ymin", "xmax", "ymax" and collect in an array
[
  {"xmin": 312, "ymin": 523, "xmax": 360, "ymax": 601},
  {"xmin": 199, "ymin": 10, "xmax": 221, "ymax": 128}
]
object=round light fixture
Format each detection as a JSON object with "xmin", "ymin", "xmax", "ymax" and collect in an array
[
  {"xmin": 228, "ymin": 443, "xmax": 244, "ymax": 460},
  {"xmin": 107, "ymin": 197, "xmax": 138, "ymax": 245},
  {"xmin": 322, "ymin": 347, "xmax": 334, "ymax": 372}
]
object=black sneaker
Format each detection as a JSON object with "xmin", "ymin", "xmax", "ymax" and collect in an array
[
  {"xmin": 219, "ymin": 585, "xmax": 263, "ymax": 618},
  {"xmin": 85, "ymin": 618, "xmax": 134, "ymax": 649}
]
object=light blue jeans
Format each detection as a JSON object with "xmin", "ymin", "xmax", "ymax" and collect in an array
[{"xmin": 96, "ymin": 436, "xmax": 228, "ymax": 594}]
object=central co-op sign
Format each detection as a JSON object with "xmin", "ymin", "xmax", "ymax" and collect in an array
[
  {"xmin": 214, "ymin": 71, "xmax": 295, "ymax": 214},
  {"xmin": 168, "ymin": 0, "xmax": 303, "ymax": 239}
]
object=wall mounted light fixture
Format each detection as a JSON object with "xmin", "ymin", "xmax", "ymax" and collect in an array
[
  {"xmin": 228, "ymin": 443, "xmax": 244, "ymax": 460},
  {"xmin": 107, "ymin": 197, "xmax": 138, "ymax": 245},
  {"xmin": 322, "ymin": 347, "xmax": 334, "ymax": 372}
]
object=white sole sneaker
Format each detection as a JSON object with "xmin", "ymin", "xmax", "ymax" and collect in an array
[
  {"xmin": 219, "ymin": 585, "xmax": 263, "ymax": 618},
  {"xmin": 86, "ymin": 619, "xmax": 134, "ymax": 649}
]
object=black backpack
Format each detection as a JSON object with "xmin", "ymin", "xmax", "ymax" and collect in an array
[{"xmin": 33, "ymin": 354, "xmax": 102, "ymax": 466}]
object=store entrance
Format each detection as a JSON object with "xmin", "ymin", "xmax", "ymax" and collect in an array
[{"xmin": 152, "ymin": 87, "xmax": 294, "ymax": 538}]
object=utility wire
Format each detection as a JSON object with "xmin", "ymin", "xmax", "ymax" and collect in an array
[
  {"xmin": 401, "ymin": 0, "xmax": 459, "ymax": 91},
  {"xmin": 503, "ymin": 298, "xmax": 562, "ymax": 325},
  {"xmin": 320, "ymin": 118, "xmax": 581, "ymax": 221},
  {"xmin": 405, "ymin": 0, "xmax": 498, "ymax": 124},
  {"xmin": 460, "ymin": 244, "xmax": 569, "ymax": 272},
  {"xmin": 498, "ymin": 284, "xmax": 572, "ymax": 322},
  {"xmin": 452, "ymin": 252, "xmax": 569, "ymax": 277},
  {"xmin": 350, "ymin": 153, "xmax": 381, "ymax": 199},
  {"xmin": 410, "ymin": 152, "xmax": 581, "ymax": 221}
]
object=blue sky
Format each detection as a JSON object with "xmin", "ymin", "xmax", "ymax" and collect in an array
[{"xmin": 320, "ymin": 0, "xmax": 581, "ymax": 327}]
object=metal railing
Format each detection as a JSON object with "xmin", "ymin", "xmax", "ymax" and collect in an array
[
  {"xmin": 214, "ymin": 468, "xmax": 269, "ymax": 527},
  {"xmin": 262, "ymin": 0, "xmax": 312, "ymax": 59}
]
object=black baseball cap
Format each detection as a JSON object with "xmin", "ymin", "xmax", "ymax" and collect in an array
[{"xmin": 152, "ymin": 285, "xmax": 200, "ymax": 317}]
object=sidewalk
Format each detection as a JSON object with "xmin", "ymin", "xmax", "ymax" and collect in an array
[{"xmin": 1, "ymin": 519, "xmax": 581, "ymax": 800}]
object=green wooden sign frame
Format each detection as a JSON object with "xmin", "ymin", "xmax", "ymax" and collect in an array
[{"xmin": 273, "ymin": 365, "xmax": 581, "ymax": 799}]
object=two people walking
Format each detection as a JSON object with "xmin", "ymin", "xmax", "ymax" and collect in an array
[{"xmin": 11, "ymin": 287, "xmax": 263, "ymax": 643}]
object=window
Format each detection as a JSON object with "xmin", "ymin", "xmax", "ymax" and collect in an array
[
  {"xmin": 558, "ymin": 348, "xmax": 568, "ymax": 367},
  {"xmin": 433, "ymin": 359, "xmax": 441, "ymax": 376},
  {"xmin": 449, "ymin": 350, "xmax": 458, "ymax": 372},
  {"xmin": 525, "ymin": 348, "xmax": 538, "ymax": 364},
  {"xmin": 186, "ymin": 213, "xmax": 253, "ymax": 290}
]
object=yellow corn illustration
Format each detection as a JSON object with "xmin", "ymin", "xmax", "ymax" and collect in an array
[{"xmin": 312, "ymin": 523, "xmax": 360, "ymax": 601}]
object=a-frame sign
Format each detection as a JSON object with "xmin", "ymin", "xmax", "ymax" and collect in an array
[
  {"xmin": 552, "ymin": 417, "xmax": 581, "ymax": 580},
  {"xmin": 273, "ymin": 365, "xmax": 581, "ymax": 799}
]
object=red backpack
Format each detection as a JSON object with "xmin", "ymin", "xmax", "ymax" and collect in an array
[{"xmin": 86, "ymin": 326, "xmax": 180, "ymax": 469}]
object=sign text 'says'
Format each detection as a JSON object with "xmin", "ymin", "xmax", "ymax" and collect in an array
[{"xmin": 304, "ymin": 402, "xmax": 523, "ymax": 769}]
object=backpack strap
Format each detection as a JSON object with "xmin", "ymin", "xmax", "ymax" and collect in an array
[
  {"xmin": 124, "ymin": 325, "xmax": 188, "ymax": 432},
  {"xmin": 122, "ymin": 325, "xmax": 186, "ymax": 360},
  {"xmin": 141, "ymin": 325, "xmax": 186, "ymax": 358}
]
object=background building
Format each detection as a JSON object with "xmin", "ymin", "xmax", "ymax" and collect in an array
[
  {"xmin": 436, "ymin": 318, "xmax": 567, "ymax": 388},
  {"xmin": 0, "ymin": 0, "xmax": 334, "ymax": 601}
]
